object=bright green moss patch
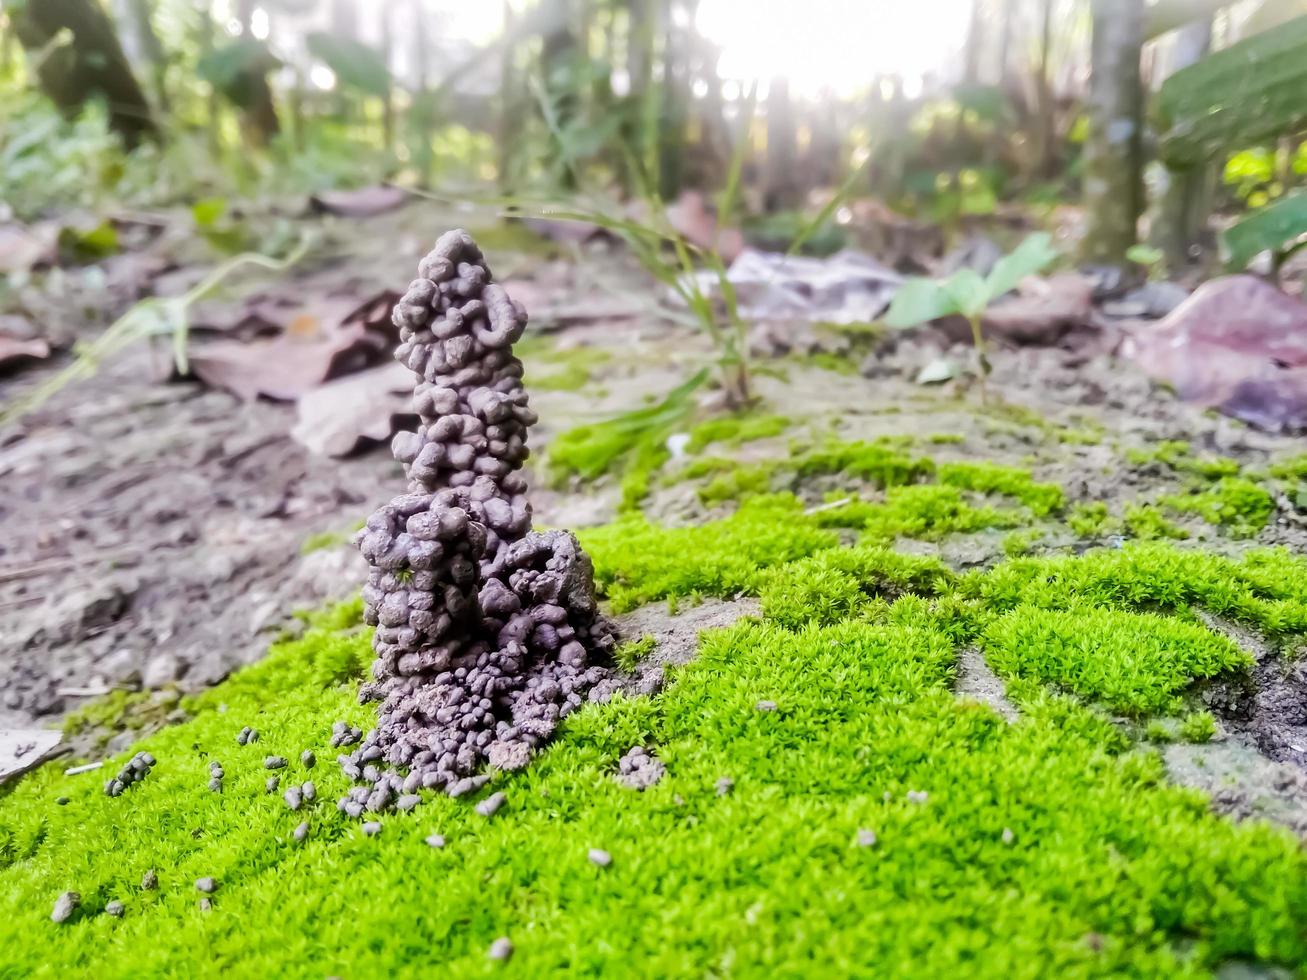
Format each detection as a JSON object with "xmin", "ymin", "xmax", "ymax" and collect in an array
[
  {"xmin": 859, "ymin": 484, "xmax": 1019, "ymax": 541},
  {"xmin": 577, "ymin": 495, "xmax": 838, "ymax": 612},
  {"xmin": 614, "ymin": 634, "xmax": 657, "ymax": 671},
  {"xmin": 1124, "ymin": 503, "xmax": 1187, "ymax": 540},
  {"xmin": 527, "ymin": 345, "xmax": 613, "ymax": 392},
  {"xmin": 1002, "ymin": 528, "xmax": 1045, "ymax": 556},
  {"xmin": 684, "ymin": 412, "xmax": 790, "ymax": 453},
  {"xmin": 300, "ymin": 529, "xmax": 348, "ymax": 555},
  {"xmin": 1067, "ymin": 501, "xmax": 1115, "ymax": 537},
  {"xmin": 759, "ymin": 546, "xmax": 953, "ymax": 628},
  {"xmin": 3, "ymin": 576, "xmax": 1305, "ymax": 975},
  {"xmin": 982, "ymin": 605, "xmax": 1251, "ymax": 716},
  {"xmin": 1164, "ymin": 477, "xmax": 1275, "ymax": 537},
  {"xmin": 937, "ymin": 461, "xmax": 1064, "ymax": 516},
  {"xmin": 1127, "ymin": 440, "xmax": 1241, "ymax": 480},
  {"xmin": 959, "ymin": 542, "xmax": 1307, "ymax": 639}
]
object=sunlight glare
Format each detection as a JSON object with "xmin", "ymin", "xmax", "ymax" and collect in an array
[{"xmin": 696, "ymin": 0, "xmax": 973, "ymax": 98}]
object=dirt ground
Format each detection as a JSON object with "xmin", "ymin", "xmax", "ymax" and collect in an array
[{"xmin": 2, "ymin": 203, "xmax": 1306, "ymax": 831}]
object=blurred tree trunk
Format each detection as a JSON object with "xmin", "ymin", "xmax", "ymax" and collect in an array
[
  {"xmin": 1032, "ymin": 0, "xmax": 1056, "ymax": 177},
  {"xmin": 195, "ymin": 0, "xmax": 220, "ymax": 151},
  {"xmin": 380, "ymin": 1, "xmax": 395, "ymax": 157},
  {"xmin": 1148, "ymin": 17, "xmax": 1213, "ymax": 268},
  {"xmin": 764, "ymin": 76, "xmax": 800, "ymax": 210},
  {"xmin": 11, "ymin": 0, "xmax": 158, "ymax": 146},
  {"xmin": 622, "ymin": 0, "xmax": 655, "ymax": 190},
  {"xmin": 235, "ymin": 0, "xmax": 279, "ymax": 146},
  {"xmin": 657, "ymin": 0, "xmax": 691, "ymax": 200},
  {"xmin": 997, "ymin": 0, "xmax": 1014, "ymax": 86},
  {"xmin": 1080, "ymin": 0, "xmax": 1145, "ymax": 266},
  {"xmin": 498, "ymin": 0, "xmax": 526, "ymax": 193},
  {"xmin": 963, "ymin": 0, "xmax": 985, "ymax": 84},
  {"xmin": 541, "ymin": 0, "xmax": 579, "ymax": 189},
  {"xmin": 113, "ymin": 0, "xmax": 168, "ymax": 112}
]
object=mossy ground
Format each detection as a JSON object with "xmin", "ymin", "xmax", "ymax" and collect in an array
[{"xmin": 4, "ymin": 456, "xmax": 1307, "ymax": 975}]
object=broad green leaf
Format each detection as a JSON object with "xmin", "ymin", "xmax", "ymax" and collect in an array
[
  {"xmin": 1155, "ymin": 14, "xmax": 1307, "ymax": 167},
  {"xmin": 883, "ymin": 278, "xmax": 960, "ymax": 329},
  {"xmin": 1125, "ymin": 243, "xmax": 1164, "ymax": 266},
  {"xmin": 1222, "ymin": 192, "xmax": 1307, "ymax": 270},
  {"xmin": 984, "ymin": 232, "xmax": 1058, "ymax": 299},
  {"xmin": 197, "ymin": 39, "xmax": 280, "ymax": 108},
  {"xmin": 57, "ymin": 221, "xmax": 118, "ymax": 262},
  {"xmin": 192, "ymin": 197, "xmax": 228, "ymax": 228},
  {"xmin": 943, "ymin": 268, "xmax": 990, "ymax": 320},
  {"xmin": 305, "ymin": 32, "xmax": 390, "ymax": 97}
]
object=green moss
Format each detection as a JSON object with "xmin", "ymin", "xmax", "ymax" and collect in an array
[
  {"xmin": 1127, "ymin": 440, "xmax": 1241, "ymax": 480},
  {"xmin": 1164, "ymin": 477, "xmax": 1275, "ymax": 537},
  {"xmin": 861, "ymin": 484, "xmax": 1019, "ymax": 542},
  {"xmin": 789, "ymin": 350, "xmax": 859, "ymax": 375},
  {"xmin": 927, "ymin": 433, "xmax": 965, "ymax": 445},
  {"xmin": 1067, "ymin": 501, "xmax": 1115, "ymax": 538},
  {"xmin": 1001, "ymin": 528, "xmax": 1044, "ymax": 557},
  {"xmin": 578, "ymin": 495, "xmax": 838, "ymax": 613},
  {"xmin": 527, "ymin": 345, "xmax": 613, "ymax": 392},
  {"xmin": 614, "ymin": 634, "xmax": 657, "ymax": 672},
  {"xmin": 685, "ymin": 413, "xmax": 790, "ymax": 454},
  {"xmin": 1124, "ymin": 503, "xmax": 1187, "ymax": 541},
  {"xmin": 958, "ymin": 542, "xmax": 1307, "ymax": 639},
  {"xmin": 982, "ymin": 605, "xmax": 1251, "ymax": 716},
  {"xmin": 937, "ymin": 462, "xmax": 1064, "ymax": 516},
  {"xmin": 759, "ymin": 545, "xmax": 953, "ymax": 628},
  {"xmin": 300, "ymin": 530, "xmax": 348, "ymax": 555},
  {"xmin": 1180, "ymin": 710, "xmax": 1218, "ymax": 743},
  {"xmin": 3, "ymin": 554, "xmax": 1304, "ymax": 975}
]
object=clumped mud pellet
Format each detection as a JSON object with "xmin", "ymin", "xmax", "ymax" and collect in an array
[
  {"xmin": 587, "ymin": 848, "xmax": 612, "ymax": 868},
  {"xmin": 906, "ymin": 790, "xmax": 929, "ymax": 804},
  {"xmin": 616, "ymin": 746, "xmax": 666, "ymax": 790},
  {"xmin": 56, "ymin": 796, "xmax": 69, "ymax": 806},
  {"xmin": 715, "ymin": 777, "xmax": 734, "ymax": 797},
  {"xmin": 755, "ymin": 700, "xmax": 778, "ymax": 712},
  {"xmin": 362, "ymin": 821, "xmax": 382, "ymax": 836},
  {"xmin": 425, "ymin": 833, "xmax": 446, "ymax": 848},
  {"xmin": 264, "ymin": 756, "xmax": 287, "ymax": 770},
  {"xmin": 301, "ymin": 781, "xmax": 316, "ymax": 802},
  {"xmin": 199, "ymin": 898, "xmax": 212, "ymax": 911},
  {"xmin": 1001, "ymin": 827, "xmax": 1015, "ymax": 844},
  {"xmin": 51, "ymin": 891, "xmax": 79, "ymax": 923},
  {"xmin": 266, "ymin": 775, "xmax": 280, "ymax": 793},
  {"xmin": 284, "ymin": 787, "xmax": 303, "ymax": 811},
  {"xmin": 195, "ymin": 877, "xmax": 217, "ymax": 894},
  {"xmin": 487, "ymin": 937, "xmax": 513, "ymax": 962},
  {"xmin": 104, "ymin": 751, "xmax": 155, "ymax": 797},
  {"xmin": 105, "ymin": 899, "xmax": 125, "ymax": 917},
  {"xmin": 141, "ymin": 870, "xmax": 157, "ymax": 890},
  {"xmin": 855, "ymin": 829, "xmax": 877, "ymax": 848},
  {"xmin": 236, "ymin": 726, "xmax": 258, "ymax": 745},
  {"xmin": 292, "ymin": 822, "xmax": 309, "ymax": 843},
  {"xmin": 301, "ymin": 750, "xmax": 316, "ymax": 769},
  {"xmin": 475, "ymin": 792, "xmax": 506, "ymax": 818},
  {"xmin": 342, "ymin": 230, "xmax": 616, "ymax": 807}
]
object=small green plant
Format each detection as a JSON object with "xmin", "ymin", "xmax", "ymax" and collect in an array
[
  {"xmin": 1179, "ymin": 710, "xmax": 1218, "ymax": 743},
  {"xmin": 1125, "ymin": 243, "xmax": 1167, "ymax": 281},
  {"xmin": 883, "ymin": 233, "xmax": 1058, "ymax": 401},
  {"xmin": 614, "ymin": 634, "xmax": 657, "ymax": 672}
]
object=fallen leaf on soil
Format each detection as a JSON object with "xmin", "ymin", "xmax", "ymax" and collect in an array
[
  {"xmin": 290, "ymin": 360, "xmax": 415, "ymax": 457},
  {"xmin": 186, "ymin": 290, "xmax": 398, "ymax": 401},
  {"xmin": 981, "ymin": 272, "xmax": 1095, "ymax": 344},
  {"xmin": 697, "ymin": 248, "xmax": 902, "ymax": 324},
  {"xmin": 1120, "ymin": 275, "xmax": 1307, "ymax": 433},
  {"xmin": 309, "ymin": 185, "xmax": 410, "ymax": 218},
  {"xmin": 0, "ymin": 336, "xmax": 49, "ymax": 372},
  {"xmin": 665, "ymin": 190, "xmax": 745, "ymax": 263},
  {"xmin": 0, "ymin": 221, "xmax": 57, "ymax": 274}
]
